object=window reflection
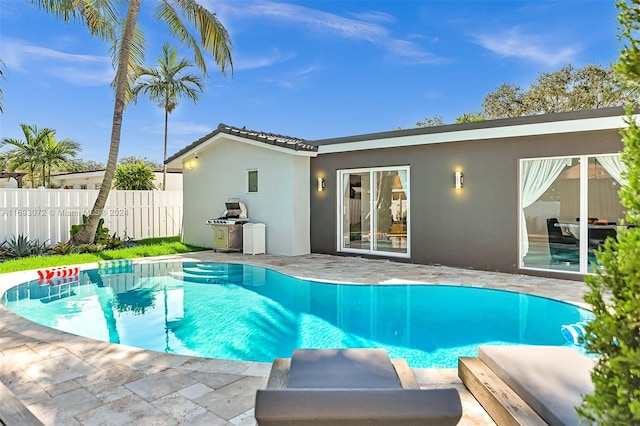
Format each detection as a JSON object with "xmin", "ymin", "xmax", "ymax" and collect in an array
[
  {"xmin": 587, "ymin": 156, "xmax": 626, "ymax": 272},
  {"xmin": 522, "ymin": 157, "xmax": 579, "ymax": 272},
  {"xmin": 521, "ymin": 154, "xmax": 626, "ymax": 274},
  {"xmin": 340, "ymin": 167, "xmax": 409, "ymax": 257}
]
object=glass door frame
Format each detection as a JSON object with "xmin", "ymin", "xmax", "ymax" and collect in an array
[
  {"xmin": 337, "ymin": 166, "xmax": 411, "ymax": 259},
  {"xmin": 518, "ymin": 153, "xmax": 623, "ymax": 274}
]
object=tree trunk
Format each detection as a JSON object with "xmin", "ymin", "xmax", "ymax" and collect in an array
[
  {"xmin": 71, "ymin": 0, "xmax": 141, "ymax": 244},
  {"xmin": 162, "ymin": 108, "xmax": 168, "ymax": 190}
]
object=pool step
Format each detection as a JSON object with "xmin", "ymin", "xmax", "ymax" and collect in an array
[
  {"xmin": 180, "ymin": 267, "xmax": 229, "ymax": 277},
  {"xmin": 170, "ymin": 266, "xmax": 244, "ymax": 285},
  {"xmin": 170, "ymin": 271, "xmax": 234, "ymax": 284}
]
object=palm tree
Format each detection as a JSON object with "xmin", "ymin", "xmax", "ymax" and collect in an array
[
  {"xmin": 131, "ymin": 43, "xmax": 203, "ymax": 190},
  {"xmin": 1, "ymin": 124, "xmax": 54, "ymax": 187},
  {"xmin": 33, "ymin": 0, "xmax": 233, "ymax": 244},
  {"xmin": 40, "ymin": 132, "xmax": 81, "ymax": 187}
]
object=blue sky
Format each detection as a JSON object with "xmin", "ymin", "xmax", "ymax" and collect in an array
[{"xmin": 0, "ymin": 0, "xmax": 620, "ymax": 164}]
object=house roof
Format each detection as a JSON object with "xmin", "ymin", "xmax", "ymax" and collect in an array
[
  {"xmin": 165, "ymin": 123, "xmax": 316, "ymax": 164},
  {"xmin": 314, "ymin": 106, "xmax": 633, "ymax": 153},
  {"xmin": 166, "ymin": 106, "xmax": 634, "ymax": 164}
]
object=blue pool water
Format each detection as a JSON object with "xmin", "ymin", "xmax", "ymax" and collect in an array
[{"xmin": 1, "ymin": 262, "xmax": 592, "ymax": 368}]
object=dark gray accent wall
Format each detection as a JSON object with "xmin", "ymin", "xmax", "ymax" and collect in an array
[{"xmin": 310, "ymin": 129, "xmax": 623, "ymax": 276}]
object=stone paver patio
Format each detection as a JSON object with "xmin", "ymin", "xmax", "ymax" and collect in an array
[{"xmin": 0, "ymin": 251, "xmax": 589, "ymax": 425}]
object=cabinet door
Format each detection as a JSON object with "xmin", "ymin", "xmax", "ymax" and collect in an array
[{"xmin": 214, "ymin": 226, "xmax": 229, "ymax": 249}]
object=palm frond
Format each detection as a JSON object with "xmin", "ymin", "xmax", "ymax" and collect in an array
[
  {"xmin": 156, "ymin": 0, "xmax": 233, "ymax": 76},
  {"xmin": 31, "ymin": 0, "xmax": 119, "ymax": 41},
  {"xmin": 155, "ymin": 2, "xmax": 206, "ymax": 72},
  {"xmin": 109, "ymin": 17, "xmax": 147, "ymax": 105}
]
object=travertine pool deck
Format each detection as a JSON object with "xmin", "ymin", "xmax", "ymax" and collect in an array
[{"xmin": 0, "ymin": 251, "xmax": 589, "ymax": 425}]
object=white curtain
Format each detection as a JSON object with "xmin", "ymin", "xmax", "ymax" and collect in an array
[
  {"xmin": 397, "ymin": 169, "xmax": 408, "ymax": 193},
  {"xmin": 520, "ymin": 158, "xmax": 572, "ymax": 257},
  {"xmin": 596, "ymin": 155, "xmax": 626, "ymax": 185}
]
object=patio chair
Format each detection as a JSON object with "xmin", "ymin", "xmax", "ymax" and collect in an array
[
  {"xmin": 546, "ymin": 218, "xmax": 579, "ymax": 264},
  {"xmin": 255, "ymin": 348, "xmax": 462, "ymax": 426},
  {"xmin": 587, "ymin": 227, "xmax": 617, "ymax": 250}
]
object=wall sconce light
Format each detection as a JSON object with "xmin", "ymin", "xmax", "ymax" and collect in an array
[
  {"xmin": 455, "ymin": 171, "xmax": 464, "ymax": 189},
  {"xmin": 186, "ymin": 157, "xmax": 197, "ymax": 170},
  {"xmin": 317, "ymin": 177, "xmax": 325, "ymax": 192}
]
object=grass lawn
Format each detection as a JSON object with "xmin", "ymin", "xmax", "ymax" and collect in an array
[{"xmin": 0, "ymin": 236, "xmax": 208, "ymax": 274}]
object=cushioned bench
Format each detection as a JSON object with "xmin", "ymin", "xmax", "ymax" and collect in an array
[
  {"xmin": 255, "ymin": 348, "xmax": 462, "ymax": 426},
  {"xmin": 459, "ymin": 345, "xmax": 596, "ymax": 426}
]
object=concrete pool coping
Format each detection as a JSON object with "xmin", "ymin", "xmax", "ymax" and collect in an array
[{"xmin": 0, "ymin": 251, "xmax": 590, "ymax": 425}]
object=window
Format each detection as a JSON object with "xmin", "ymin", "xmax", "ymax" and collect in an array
[
  {"xmin": 338, "ymin": 166, "xmax": 409, "ymax": 258},
  {"xmin": 248, "ymin": 170, "xmax": 258, "ymax": 193},
  {"xmin": 520, "ymin": 154, "xmax": 625, "ymax": 274}
]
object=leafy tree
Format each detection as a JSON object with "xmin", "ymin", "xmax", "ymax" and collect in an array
[
  {"xmin": 119, "ymin": 155, "xmax": 161, "ymax": 169},
  {"xmin": 1, "ymin": 124, "xmax": 54, "ymax": 187},
  {"xmin": 482, "ymin": 64, "xmax": 633, "ymax": 119},
  {"xmin": 40, "ymin": 131, "xmax": 81, "ymax": 187},
  {"xmin": 131, "ymin": 43, "xmax": 203, "ymax": 190},
  {"xmin": 578, "ymin": 1, "xmax": 640, "ymax": 423},
  {"xmin": 34, "ymin": 0, "xmax": 233, "ymax": 245},
  {"xmin": 481, "ymin": 83, "xmax": 527, "ymax": 119},
  {"xmin": 113, "ymin": 161, "xmax": 156, "ymax": 190},
  {"xmin": 65, "ymin": 159, "xmax": 106, "ymax": 172},
  {"xmin": 569, "ymin": 65, "xmax": 624, "ymax": 110},
  {"xmin": 415, "ymin": 115, "xmax": 444, "ymax": 127},
  {"xmin": 455, "ymin": 112, "xmax": 486, "ymax": 123}
]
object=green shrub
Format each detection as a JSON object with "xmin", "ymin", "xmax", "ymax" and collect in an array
[
  {"xmin": 76, "ymin": 243, "xmax": 104, "ymax": 253},
  {"xmin": 103, "ymin": 232, "xmax": 130, "ymax": 250},
  {"xmin": 578, "ymin": 107, "xmax": 640, "ymax": 424},
  {"xmin": 71, "ymin": 215, "xmax": 110, "ymax": 244},
  {"xmin": 113, "ymin": 162, "xmax": 156, "ymax": 190},
  {"xmin": 578, "ymin": 3, "xmax": 640, "ymax": 422},
  {"xmin": 3, "ymin": 235, "xmax": 47, "ymax": 258},
  {"xmin": 48, "ymin": 242, "xmax": 76, "ymax": 255}
]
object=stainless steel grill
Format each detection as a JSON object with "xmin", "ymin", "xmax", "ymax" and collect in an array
[{"xmin": 205, "ymin": 199, "xmax": 249, "ymax": 252}]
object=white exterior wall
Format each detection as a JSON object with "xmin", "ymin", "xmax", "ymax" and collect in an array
[
  {"xmin": 182, "ymin": 138, "xmax": 310, "ymax": 255},
  {"xmin": 51, "ymin": 171, "xmax": 183, "ymax": 190}
]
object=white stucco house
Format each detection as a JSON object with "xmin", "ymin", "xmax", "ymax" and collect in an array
[
  {"xmin": 165, "ymin": 124, "xmax": 317, "ymax": 256},
  {"xmin": 166, "ymin": 108, "xmax": 632, "ymax": 280},
  {"xmin": 50, "ymin": 168, "xmax": 183, "ymax": 191}
]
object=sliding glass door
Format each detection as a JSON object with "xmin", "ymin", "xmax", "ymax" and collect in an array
[
  {"xmin": 338, "ymin": 166, "xmax": 410, "ymax": 258},
  {"xmin": 520, "ymin": 154, "xmax": 626, "ymax": 274}
]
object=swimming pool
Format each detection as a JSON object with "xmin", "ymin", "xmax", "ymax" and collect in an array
[{"xmin": 1, "ymin": 261, "xmax": 592, "ymax": 368}]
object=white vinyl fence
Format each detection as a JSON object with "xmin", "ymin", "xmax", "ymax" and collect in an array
[{"xmin": 0, "ymin": 189, "xmax": 182, "ymax": 244}]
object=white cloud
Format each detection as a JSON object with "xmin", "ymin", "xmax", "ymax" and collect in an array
[
  {"xmin": 350, "ymin": 11, "xmax": 396, "ymax": 24},
  {"xmin": 226, "ymin": 1, "xmax": 387, "ymax": 41},
  {"xmin": 473, "ymin": 28, "xmax": 579, "ymax": 67},
  {"xmin": 0, "ymin": 37, "xmax": 112, "ymax": 86},
  {"xmin": 209, "ymin": 0, "xmax": 446, "ymax": 65},
  {"xmin": 384, "ymin": 39, "xmax": 448, "ymax": 64},
  {"xmin": 233, "ymin": 48, "xmax": 296, "ymax": 71},
  {"xmin": 259, "ymin": 63, "xmax": 320, "ymax": 89},
  {"xmin": 167, "ymin": 121, "xmax": 215, "ymax": 136}
]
